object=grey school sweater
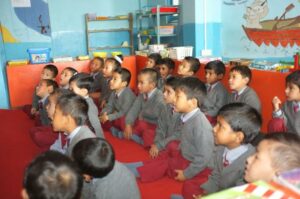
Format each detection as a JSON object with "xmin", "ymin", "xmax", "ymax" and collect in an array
[
  {"xmin": 125, "ymin": 88, "xmax": 166, "ymax": 125},
  {"xmin": 85, "ymin": 97, "xmax": 104, "ymax": 138},
  {"xmin": 273, "ymin": 101, "xmax": 300, "ymax": 136},
  {"xmin": 180, "ymin": 109, "xmax": 214, "ymax": 179},
  {"xmin": 81, "ymin": 161, "xmax": 141, "ymax": 199},
  {"xmin": 202, "ymin": 82, "xmax": 229, "ymax": 117},
  {"xmin": 201, "ymin": 145, "xmax": 255, "ymax": 193},
  {"xmin": 101, "ymin": 87, "xmax": 136, "ymax": 121},
  {"xmin": 228, "ymin": 86, "xmax": 261, "ymax": 113},
  {"xmin": 154, "ymin": 104, "xmax": 182, "ymax": 150}
]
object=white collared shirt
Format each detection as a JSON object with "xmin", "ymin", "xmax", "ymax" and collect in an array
[
  {"xmin": 116, "ymin": 88, "xmax": 126, "ymax": 97},
  {"xmin": 223, "ymin": 144, "xmax": 249, "ymax": 165},
  {"xmin": 236, "ymin": 86, "xmax": 247, "ymax": 96},
  {"xmin": 206, "ymin": 81, "xmax": 219, "ymax": 91},
  {"xmin": 67, "ymin": 126, "xmax": 82, "ymax": 144},
  {"xmin": 145, "ymin": 88, "xmax": 157, "ymax": 99},
  {"xmin": 180, "ymin": 108, "xmax": 199, "ymax": 123}
]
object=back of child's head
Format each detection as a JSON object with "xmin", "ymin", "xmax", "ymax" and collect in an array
[
  {"xmin": 23, "ymin": 150, "xmax": 82, "ymax": 199},
  {"xmin": 56, "ymin": 93, "xmax": 88, "ymax": 126},
  {"xmin": 286, "ymin": 70, "xmax": 300, "ymax": 88},
  {"xmin": 165, "ymin": 76, "xmax": 180, "ymax": 90},
  {"xmin": 50, "ymin": 88, "xmax": 73, "ymax": 101},
  {"xmin": 69, "ymin": 73, "xmax": 94, "ymax": 92},
  {"xmin": 184, "ymin": 56, "xmax": 201, "ymax": 74},
  {"xmin": 177, "ymin": 77, "xmax": 206, "ymax": 107},
  {"xmin": 105, "ymin": 57, "xmax": 122, "ymax": 69},
  {"xmin": 263, "ymin": 132, "xmax": 300, "ymax": 173},
  {"xmin": 140, "ymin": 68, "xmax": 159, "ymax": 85},
  {"xmin": 218, "ymin": 103, "xmax": 262, "ymax": 144},
  {"xmin": 114, "ymin": 67, "xmax": 131, "ymax": 86},
  {"xmin": 230, "ymin": 65, "xmax": 252, "ymax": 83},
  {"xmin": 72, "ymin": 138, "xmax": 115, "ymax": 178},
  {"xmin": 43, "ymin": 64, "xmax": 58, "ymax": 78},
  {"xmin": 161, "ymin": 57, "xmax": 175, "ymax": 70},
  {"xmin": 148, "ymin": 53, "xmax": 162, "ymax": 65},
  {"xmin": 64, "ymin": 67, "xmax": 78, "ymax": 76},
  {"xmin": 42, "ymin": 79, "xmax": 59, "ymax": 93},
  {"xmin": 205, "ymin": 60, "xmax": 226, "ymax": 75}
]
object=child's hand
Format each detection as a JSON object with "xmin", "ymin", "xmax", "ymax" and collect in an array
[
  {"xmin": 193, "ymin": 195, "xmax": 202, "ymax": 199},
  {"xmin": 30, "ymin": 107, "xmax": 37, "ymax": 115},
  {"xmin": 149, "ymin": 144, "xmax": 159, "ymax": 158},
  {"xmin": 100, "ymin": 100, "xmax": 106, "ymax": 109},
  {"xmin": 174, "ymin": 170, "xmax": 186, "ymax": 181},
  {"xmin": 272, "ymin": 96, "xmax": 282, "ymax": 112},
  {"xmin": 99, "ymin": 112, "xmax": 109, "ymax": 123},
  {"xmin": 124, "ymin": 125, "xmax": 133, "ymax": 139}
]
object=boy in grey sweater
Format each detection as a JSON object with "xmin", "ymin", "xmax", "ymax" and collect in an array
[
  {"xmin": 73, "ymin": 138, "xmax": 141, "ymax": 199},
  {"xmin": 124, "ymin": 68, "xmax": 166, "ymax": 147}
]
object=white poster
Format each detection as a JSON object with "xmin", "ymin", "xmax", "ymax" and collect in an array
[{"xmin": 11, "ymin": 0, "xmax": 31, "ymax": 7}]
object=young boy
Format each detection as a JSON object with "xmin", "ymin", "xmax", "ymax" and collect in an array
[
  {"xmin": 52, "ymin": 93, "xmax": 96, "ymax": 156},
  {"xmin": 99, "ymin": 67, "xmax": 136, "ymax": 137},
  {"xmin": 124, "ymin": 68, "xmax": 166, "ymax": 147},
  {"xmin": 126, "ymin": 77, "xmax": 214, "ymax": 199},
  {"xmin": 202, "ymin": 60, "xmax": 229, "ymax": 125},
  {"xmin": 59, "ymin": 67, "xmax": 78, "ymax": 89},
  {"xmin": 99, "ymin": 57, "xmax": 122, "ymax": 108},
  {"xmin": 194, "ymin": 103, "xmax": 261, "ymax": 198},
  {"xmin": 23, "ymin": 64, "xmax": 58, "ymax": 118},
  {"xmin": 89, "ymin": 57, "xmax": 105, "ymax": 101},
  {"xmin": 72, "ymin": 138, "xmax": 141, "ymax": 199},
  {"xmin": 228, "ymin": 65, "xmax": 261, "ymax": 113},
  {"xmin": 269, "ymin": 70, "xmax": 300, "ymax": 135},
  {"xmin": 177, "ymin": 56, "xmax": 200, "ymax": 77},
  {"xmin": 69, "ymin": 73, "xmax": 104, "ymax": 138},
  {"xmin": 22, "ymin": 151, "xmax": 83, "ymax": 199},
  {"xmin": 157, "ymin": 57, "xmax": 175, "ymax": 90},
  {"xmin": 146, "ymin": 53, "xmax": 162, "ymax": 69},
  {"xmin": 149, "ymin": 76, "xmax": 182, "ymax": 158},
  {"xmin": 245, "ymin": 132, "xmax": 300, "ymax": 183}
]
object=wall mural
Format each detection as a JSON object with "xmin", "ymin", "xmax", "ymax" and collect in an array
[{"xmin": 243, "ymin": 0, "xmax": 300, "ymax": 48}]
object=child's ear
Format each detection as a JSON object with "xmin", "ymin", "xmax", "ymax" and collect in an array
[
  {"xmin": 235, "ymin": 131, "xmax": 245, "ymax": 144},
  {"xmin": 243, "ymin": 77, "xmax": 250, "ymax": 85},
  {"xmin": 21, "ymin": 189, "xmax": 29, "ymax": 199},
  {"xmin": 47, "ymin": 85, "xmax": 54, "ymax": 94},
  {"xmin": 189, "ymin": 97, "xmax": 198, "ymax": 108},
  {"xmin": 121, "ymin": 81, "xmax": 127, "ymax": 88}
]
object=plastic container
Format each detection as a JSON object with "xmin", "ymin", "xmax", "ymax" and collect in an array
[
  {"xmin": 93, "ymin": 52, "xmax": 107, "ymax": 58},
  {"xmin": 111, "ymin": 51, "xmax": 122, "ymax": 57},
  {"xmin": 27, "ymin": 48, "xmax": 51, "ymax": 64},
  {"xmin": 155, "ymin": 26, "xmax": 174, "ymax": 35},
  {"xmin": 168, "ymin": 46, "xmax": 193, "ymax": 60},
  {"xmin": 7, "ymin": 59, "xmax": 28, "ymax": 66},
  {"xmin": 151, "ymin": 7, "xmax": 178, "ymax": 13}
]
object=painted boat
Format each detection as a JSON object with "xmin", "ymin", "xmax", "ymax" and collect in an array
[{"xmin": 242, "ymin": 16, "xmax": 300, "ymax": 47}]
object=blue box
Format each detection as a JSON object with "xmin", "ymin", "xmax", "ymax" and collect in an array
[{"xmin": 27, "ymin": 48, "xmax": 51, "ymax": 64}]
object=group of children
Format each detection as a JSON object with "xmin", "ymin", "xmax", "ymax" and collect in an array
[{"xmin": 21, "ymin": 53, "xmax": 300, "ymax": 199}]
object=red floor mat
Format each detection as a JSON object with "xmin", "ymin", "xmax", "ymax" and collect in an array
[{"xmin": 0, "ymin": 109, "xmax": 182, "ymax": 199}]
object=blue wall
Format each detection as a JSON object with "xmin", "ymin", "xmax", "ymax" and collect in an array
[{"xmin": 0, "ymin": 32, "xmax": 9, "ymax": 109}]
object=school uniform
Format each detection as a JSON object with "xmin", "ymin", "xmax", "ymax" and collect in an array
[
  {"xmin": 137, "ymin": 108, "xmax": 214, "ymax": 199},
  {"xmin": 85, "ymin": 96, "xmax": 104, "ymax": 138},
  {"xmin": 199, "ymin": 144, "xmax": 255, "ymax": 195},
  {"xmin": 269, "ymin": 101, "xmax": 300, "ymax": 135},
  {"xmin": 101, "ymin": 87, "xmax": 136, "ymax": 131},
  {"xmin": 90, "ymin": 72, "xmax": 104, "ymax": 93},
  {"xmin": 23, "ymin": 87, "xmax": 40, "ymax": 118},
  {"xmin": 154, "ymin": 104, "xmax": 182, "ymax": 151},
  {"xmin": 66, "ymin": 125, "xmax": 96, "ymax": 157},
  {"xmin": 202, "ymin": 81, "xmax": 229, "ymax": 118},
  {"xmin": 100, "ymin": 77, "xmax": 112, "ymax": 103},
  {"xmin": 81, "ymin": 161, "xmax": 141, "ymax": 199},
  {"xmin": 125, "ymin": 88, "xmax": 167, "ymax": 147},
  {"xmin": 36, "ymin": 96, "xmax": 51, "ymax": 126},
  {"xmin": 228, "ymin": 86, "xmax": 261, "ymax": 113},
  {"xmin": 49, "ymin": 132, "xmax": 67, "ymax": 154}
]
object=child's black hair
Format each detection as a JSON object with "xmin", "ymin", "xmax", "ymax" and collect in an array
[
  {"xmin": 43, "ymin": 64, "xmax": 58, "ymax": 78},
  {"xmin": 177, "ymin": 76, "xmax": 207, "ymax": 107},
  {"xmin": 165, "ymin": 76, "xmax": 180, "ymax": 90},
  {"xmin": 205, "ymin": 60, "xmax": 226, "ymax": 75},
  {"xmin": 148, "ymin": 53, "xmax": 162, "ymax": 66},
  {"xmin": 113, "ymin": 67, "xmax": 131, "ymax": 87},
  {"xmin": 64, "ymin": 67, "xmax": 78, "ymax": 76},
  {"xmin": 72, "ymin": 138, "xmax": 115, "ymax": 178},
  {"xmin": 160, "ymin": 57, "xmax": 175, "ymax": 70},
  {"xmin": 69, "ymin": 73, "xmax": 94, "ymax": 92},
  {"xmin": 105, "ymin": 57, "xmax": 122, "ymax": 70},
  {"xmin": 23, "ymin": 150, "xmax": 83, "ymax": 199},
  {"xmin": 50, "ymin": 88, "xmax": 73, "ymax": 101},
  {"xmin": 218, "ymin": 102, "xmax": 262, "ymax": 144},
  {"xmin": 230, "ymin": 65, "xmax": 252, "ymax": 83},
  {"xmin": 56, "ymin": 93, "xmax": 88, "ymax": 126},
  {"xmin": 139, "ymin": 68, "xmax": 159, "ymax": 85},
  {"xmin": 183, "ymin": 56, "xmax": 201, "ymax": 74},
  {"xmin": 286, "ymin": 70, "xmax": 300, "ymax": 88},
  {"xmin": 42, "ymin": 79, "xmax": 59, "ymax": 94}
]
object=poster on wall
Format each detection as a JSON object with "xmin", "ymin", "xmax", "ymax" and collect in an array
[{"xmin": 0, "ymin": 0, "xmax": 51, "ymax": 43}]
